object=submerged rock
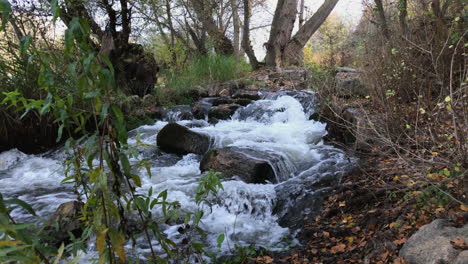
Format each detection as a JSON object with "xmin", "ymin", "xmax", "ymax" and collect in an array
[
  {"xmin": 200, "ymin": 147, "xmax": 279, "ymax": 184},
  {"xmin": 157, "ymin": 123, "xmax": 211, "ymax": 155},
  {"xmin": 43, "ymin": 201, "xmax": 84, "ymax": 246},
  {"xmin": 399, "ymin": 219, "xmax": 468, "ymax": 264}
]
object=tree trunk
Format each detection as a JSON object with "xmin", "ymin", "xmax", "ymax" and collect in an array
[
  {"xmin": 266, "ymin": 0, "xmax": 339, "ymax": 67},
  {"xmin": 242, "ymin": 0, "xmax": 260, "ymax": 69},
  {"xmin": 265, "ymin": 0, "xmax": 298, "ymax": 67},
  {"xmin": 192, "ymin": 0, "xmax": 234, "ymax": 56},
  {"xmin": 231, "ymin": 0, "xmax": 241, "ymax": 57},
  {"xmin": 299, "ymin": 0, "xmax": 305, "ymax": 27},
  {"xmin": 374, "ymin": 0, "xmax": 390, "ymax": 39},
  {"xmin": 398, "ymin": 0, "xmax": 408, "ymax": 34}
]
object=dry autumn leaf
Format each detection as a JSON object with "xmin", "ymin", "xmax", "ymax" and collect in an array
[
  {"xmin": 460, "ymin": 204, "xmax": 468, "ymax": 212},
  {"xmin": 330, "ymin": 243, "xmax": 346, "ymax": 253},
  {"xmin": 451, "ymin": 238, "xmax": 468, "ymax": 249}
]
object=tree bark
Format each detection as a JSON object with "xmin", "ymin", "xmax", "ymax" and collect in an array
[
  {"xmin": 192, "ymin": 0, "xmax": 234, "ymax": 56},
  {"xmin": 299, "ymin": 0, "xmax": 305, "ymax": 27},
  {"xmin": 265, "ymin": 0, "xmax": 298, "ymax": 67},
  {"xmin": 231, "ymin": 0, "xmax": 241, "ymax": 57},
  {"xmin": 398, "ymin": 0, "xmax": 408, "ymax": 34},
  {"xmin": 374, "ymin": 0, "xmax": 390, "ymax": 39},
  {"xmin": 266, "ymin": 0, "xmax": 339, "ymax": 67},
  {"xmin": 242, "ymin": 0, "xmax": 260, "ymax": 69}
]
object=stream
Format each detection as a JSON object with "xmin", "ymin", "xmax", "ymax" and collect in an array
[{"xmin": 0, "ymin": 91, "xmax": 355, "ymax": 261}]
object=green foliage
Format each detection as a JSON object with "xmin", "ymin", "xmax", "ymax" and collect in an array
[
  {"xmin": 157, "ymin": 54, "xmax": 251, "ymax": 105},
  {"xmin": 1, "ymin": 9, "xmax": 225, "ymax": 263}
]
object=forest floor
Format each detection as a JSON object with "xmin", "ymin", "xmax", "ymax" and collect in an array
[
  {"xmin": 254, "ymin": 149, "xmax": 467, "ymax": 264},
  {"xmin": 244, "ymin": 70, "xmax": 467, "ymax": 263}
]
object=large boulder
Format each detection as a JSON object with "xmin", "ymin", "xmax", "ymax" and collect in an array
[
  {"xmin": 200, "ymin": 147, "xmax": 278, "ymax": 184},
  {"xmin": 399, "ymin": 219, "xmax": 468, "ymax": 264},
  {"xmin": 43, "ymin": 201, "xmax": 84, "ymax": 247},
  {"xmin": 157, "ymin": 123, "xmax": 211, "ymax": 155}
]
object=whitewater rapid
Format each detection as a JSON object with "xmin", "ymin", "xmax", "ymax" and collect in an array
[{"xmin": 0, "ymin": 94, "xmax": 353, "ymax": 261}]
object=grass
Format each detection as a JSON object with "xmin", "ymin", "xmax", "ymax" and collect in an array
[{"xmin": 157, "ymin": 54, "xmax": 251, "ymax": 105}]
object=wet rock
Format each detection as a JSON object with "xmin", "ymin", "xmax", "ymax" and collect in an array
[
  {"xmin": 232, "ymin": 89, "xmax": 261, "ymax": 100},
  {"xmin": 208, "ymin": 104, "xmax": 241, "ymax": 121},
  {"xmin": 399, "ymin": 219, "xmax": 468, "ymax": 264},
  {"xmin": 43, "ymin": 201, "xmax": 84, "ymax": 246},
  {"xmin": 145, "ymin": 106, "xmax": 167, "ymax": 120},
  {"xmin": 157, "ymin": 123, "xmax": 211, "ymax": 155},
  {"xmin": 234, "ymin": 98, "xmax": 253, "ymax": 106},
  {"xmin": 200, "ymin": 147, "xmax": 277, "ymax": 184},
  {"xmin": 167, "ymin": 105, "xmax": 194, "ymax": 121},
  {"xmin": 212, "ymin": 97, "xmax": 235, "ymax": 106},
  {"xmin": 335, "ymin": 71, "xmax": 367, "ymax": 97},
  {"xmin": 192, "ymin": 98, "xmax": 216, "ymax": 119}
]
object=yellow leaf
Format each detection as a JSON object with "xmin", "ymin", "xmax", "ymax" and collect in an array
[
  {"xmin": 445, "ymin": 96, "xmax": 451, "ymax": 102},
  {"xmin": 345, "ymin": 236, "xmax": 355, "ymax": 243},
  {"xmin": 461, "ymin": 204, "xmax": 468, "ymax": 212},
  {"xmin": 96, "ymin": 229, "xmax": 108, "ymax": 254},
  {"xmin": 0, "ymin": 240, "xmax": 23, "ymax": 246},
  {"xmin": 447, "ymin": 104, "xmax": 452, "ymax": 110}
]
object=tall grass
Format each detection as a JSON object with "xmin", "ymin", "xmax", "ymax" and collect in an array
[{"xmin": 158, "ymin": 54, "xmax": 251, "ymax": 105}]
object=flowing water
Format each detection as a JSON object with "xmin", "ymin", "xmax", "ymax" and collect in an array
[{"xmin": 0, "ymin": 92, "xmax": 355, "ymax": 261}]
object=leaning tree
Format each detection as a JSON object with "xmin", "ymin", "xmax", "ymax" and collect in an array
[{"xmin": 265, "ymin": 0, "xmax": 339, "ymax": 67}]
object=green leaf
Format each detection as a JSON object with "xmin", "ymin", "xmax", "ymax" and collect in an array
[
  {"xmin": 19, "ymin": 35, "xmax": 32, "ymax": 56},
  {"xmin": 4, "ymin": 198, "xmax": 36, "ymax": 216},
  {"xmin": 216, "ymin": 233, "xmax": 225, "ymax": 248},
  {"xmin": 50, "ymin": 0, "xmax": 59, "ymax": 23},
  {"xmin": 0, "ymin": 0, "xmax": 11, "ymax": 31}
]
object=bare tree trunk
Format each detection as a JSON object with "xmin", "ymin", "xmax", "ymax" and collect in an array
[
  {"xmin": 231, "ymin": 0, "xmax": 241, "ymax": 57},
  {"xmin": 266, "ymin": 0, "xmax": 339, "ymax": 67},
  {"xmin": 398, "ymin": 0, "xmax": 408, "ymax": 34},
  {"xmin": 265, "ymin": 0, "xmax": 299, "ymax": 67},
  {"xmin": 242, "ymin": 0, "xmax": 259, "ymax": 69},
  {"xmin": 374, "ymin": 0, "xmax": 390, "ymax": 39},
  {"xmin": 192, "ymin": 0, "xmax": 234, "ymax": 56},
  {"xmin": 299, "ymin": 0, "xmax": 305, "ymax": 27}
]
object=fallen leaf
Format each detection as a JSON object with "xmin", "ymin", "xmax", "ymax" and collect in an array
[
  {"xmin": 393, "ymin": 238, "xmax": 407, "ymax": 245},
  {"xmin": 461, "ymin": 204, "xmax": 468, "ymax": 212},
  {"xmin": 451, "ymin": 238, "xmax": 468, "ymax": 249},
  {"xmin": 330, "ymin": 243, "xmax": 346, "ymax": 253}
]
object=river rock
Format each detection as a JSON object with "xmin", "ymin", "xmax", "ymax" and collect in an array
[
  {"xmin": 43, "ymin": 201, "xmax": 84, "ymax": 246},
  {"xmin": 167, "ymin": 105, "xmax": 194, "ymax": 121},
  {"xmin": 232, "ymin": 89, "xmax": 261, "ymax": 100},
  {"xmin": 208, "ymin": 104, "xmax": 241, "ymax": 121},
  {"xmin": 157, "ymin": 123, "xmax": 211, "ymax": 155},
  {"xmin": 399, "ymin": 219, "xmax": 468, "ymax": 264},
  {"xmin": 200, "ymin": 147, "xmax": 277, "ymax": 184}
]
